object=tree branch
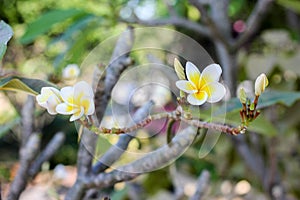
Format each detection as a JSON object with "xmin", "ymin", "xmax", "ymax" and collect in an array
[
  {"xmin": 66, "ymin": 27, "xmax": 135, "ymax": 200},
  {"xmin": 232, "ymin": 135, "xmax": 265, "ymax": 180},
  {"xmin": 94, "ymin": 26, "xmax": 134, "ymax": 123},
  {"xmin": 28, "ymin": 132, "xmax": 65, "ymax": 177},
  {"xmin": 169, "ymin": 164, "xmax": 184, "ymax": 199},
  {"xmin": 190, "ymin": 170, "xmax": 210, "ymax": 200},
  {"xmin": 87, "ymin": 126, "xmax": 198, "ymax": 188},
  {"xmin": 233, "ymin": 0, "xmax": 274, "ymax": 49},
  {"xmin": 7, "ymin": 134, "xmax": 40, "ymax": 200},
  {"xmin": 213, "ymin": 40, "xmax": 237, "ymax": 93},
  {"xmin": 188, "ymin": 0, "xmax": 231, "ymax": 47},
  {"xmin": 92, "ymin": 101, "xmax": 154, "ymax": 174},
  {"xmin": 210, "ymin": 0, "xmax": 232, "ymax": 42},
  {"xmin": 122, "ymin": 16, "xmax": 210, "ymax": 37},
  {"xmin": 20, "ymin": 96, "xmax": 35, "ymax": 147}
]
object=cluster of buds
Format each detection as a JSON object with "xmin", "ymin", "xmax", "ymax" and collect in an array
[{"xmin": 238, "ymin": 73, "xmax": 269, "ymax": 126}]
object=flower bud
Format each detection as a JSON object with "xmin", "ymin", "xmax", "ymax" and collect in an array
[
  {"xmin": 62, "ymin": 64, "xmax": 80, "ymax": 80},
  {"xmin": 255, "ymin": 73, "xmax": 268, "ymax": 96},
  {"xmin": 238, "ymin": 87, "xmax": 247, "ymax": 104},
  {"xmin": 174, "ymin": 58, "xmax": 185, "ymax": 80},
  {"xmin": 250, "ymin": 103, "xmax": 255, "ymax": 111}
]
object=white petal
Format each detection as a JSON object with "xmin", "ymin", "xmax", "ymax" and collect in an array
[
  {"xmin": 56, "ymin": 103, "xmax": 77, "ymax": 115},
  {"xmin": 70, "ymin": 107, "xmax": 84, "ymax": 121},
  {"xmin": 86, "ymin": 99, "xmax": 95, "ymax": 115},
  {"xmin": 176, "ymin": 80, "xmax": 197, "ymax": 94},
  {"xmin": 36, "ymin": 87, "xmax": 53, "ymax": 106},
  {"xmin": 46, "ymin": 95, "xmax": 60, "ymax": 114},
  {"xmin": 186, "ymin": 62, "xmax": 201, "ymax": 86},
  {"xmin": 49, "ymin": 87, "xmax": 62, "ymax": 100},
  {"xmin": 36, "ymin": 87, "xmax": 61, "ymax": 109},
  {"xmin": 60, "ymin": 86, "xmax": 75, "ymax": 104},
  {"xmin": 62, "ymin": 64, "xmax": 80, "ymax": 79},
  {"xmin": 74, "ymin": 81, "xmax": 94, "ymax": 98},
  {"xmin": 36, "ymin": 94, "xmax": 48, "ymax": 108},
  {"xmin": 255, "ymin": 73, "xmax": 268, "ymax": 96},
  {"xmin": 187, "ymin": 91, "xmax": 208, "ymax": 105},
  {"xmin": 80, "ymin": 97, "xmax": 95, "ymax": 115},
  {"xmin": 205, "ymin": 82, "xmax": 226, "ymax": 103},
  {"xmin": 201, "ymin": 64, "xmax": 222, "ymax": 83}
]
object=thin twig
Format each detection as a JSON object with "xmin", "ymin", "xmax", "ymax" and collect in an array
[
  {"xmin": 169, "ymin": 164, "xmax": 184, "ymax": 199},
  {"xmin": 163, "ymin": 0, "xmax": 177, "ymax": 17},
  {"xmin": 190, "ymin": 170, "xmax": 210, "ymax": 200},
  {"xmin": 85, "ymin": 110, "xmax": 246, "ymax": 136}
]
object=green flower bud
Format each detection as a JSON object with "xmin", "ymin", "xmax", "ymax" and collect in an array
[{"xmin": 238, "ymin": 87, "xmax": 247, "ymax": 104}]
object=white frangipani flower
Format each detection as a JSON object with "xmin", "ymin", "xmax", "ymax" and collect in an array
[
  {"xmin": 254, "ymin": 73, "xmax": 268, "ymax": 96},
  {"xmin": 62, "ymin": 64, "xmax": 80, "ymax": 80},
  {"xmin": 36, "ymin": 87, "xmax": 63, "ymax": 115},
  {"xmin": 56, "ymin": 81, "xmax": 95, "ymax": 121},
  {"xmin": 175, "ymin": 61, "xmax": 226, "ymax": 105}
]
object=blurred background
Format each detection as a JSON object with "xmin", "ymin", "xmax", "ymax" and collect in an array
[{"xmin": 0, "ymin": 0, "xmax": 300, "ymax": 199}]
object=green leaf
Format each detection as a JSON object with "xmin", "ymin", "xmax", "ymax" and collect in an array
[
  {"xmin": 0, "ymin": 44, "xmax": 7, "ymax": 60},
  {"xmin": 0, "ymin": 21, "xmax": 13, "ymax": 60},
  {"xmin": 277, "ymin": 0, "xmax": 300, "ymax": 14},
  {"xmin": 198, "ymin": 109, "xmax": 277, "ymax": 136},
  {"xmin": 0, "ymin": 76, "xmax": 56, "ymax": 95},
  {"xmin": 111, "ymin": 186, "xmax": 128, "ymax": 200},
  {"xmin": 20, "ymin": 9, "xmax": 85, "ymax": 44},
  {"xmin": 258, "ymin": 91, "xmax": 300, "ymax": 108},
  {"xmin": 51, "ymin": 14, "xmax": 95, "ymax": 45},
  {"xmin": 228, "ymin": 0, "xmax": 245, "ymax": 17},
  {"xmin": 220, "ymin": 90, "xmax": 300, "ymax": 114},
  {"xmin": 50, "ymin": 14, "xmax": 98, "ymax": 71}
]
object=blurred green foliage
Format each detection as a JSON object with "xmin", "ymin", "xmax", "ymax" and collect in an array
[{"xmin": 0, "ymin": 20, "xmax": 13, "ymax": 60}]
